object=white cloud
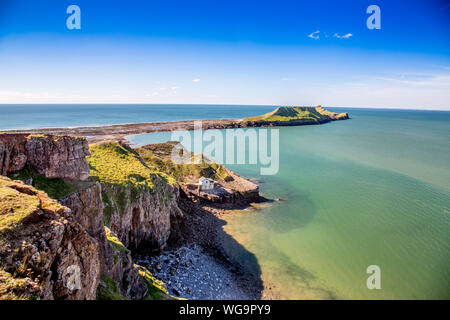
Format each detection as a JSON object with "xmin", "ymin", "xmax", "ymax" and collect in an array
[
  {"xmin": 308, "ymin": 30, "xmax": 320, "ymax": 40},
  {"xmin": 333, "ymin": 33, "xmax": 353, "ymax": 39},
  {"xmin": 145, "ymin": 91, "xmax": 160, "ymax": 96},
  {"xmin": 170, "ymin": 86, "xmax": 180, "ymax": 90},
  {"xmin": 192, "ymin": 78, "xmax": 201, "ymax": 82}
]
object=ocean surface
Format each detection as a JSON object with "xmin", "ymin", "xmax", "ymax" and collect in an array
[
  {"xmin": 0, "ymin": 104, "xmax": 275, "ymax": 129},
  {"xmin": 2, "ymin": 104, "xmax": 449, "ymax": 299}
]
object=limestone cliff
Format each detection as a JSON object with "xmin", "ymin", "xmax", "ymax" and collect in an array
[
  {"xmin": 59, "ymin": 184, "xmax": 148, "ymax": 299},
  {"xmin": 0, "ymin": 176, "xmax": 100, "ymax": 300},
  {"xmin": 0, "ymin": 134, "xmax": 90, "ymax": 180},
  {"xmin": 87, "ymin": 142, "xmax": 183, "ymax": 251},
  {"xmin": 0, "ymin": 134, "xmax": 175, "ymax": 300},
  {"xmin": 136, "ymin": 142, "xmax": 261, "ymax": 205}
]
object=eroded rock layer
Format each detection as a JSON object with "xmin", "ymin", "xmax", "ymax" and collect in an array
[
  {"xmin": 0, "ymin": 177, "xmax": 100, "ymax": 300},
  {"xmin": 0, "ymin": 134, "xmax": 90, "ymax": 180}
]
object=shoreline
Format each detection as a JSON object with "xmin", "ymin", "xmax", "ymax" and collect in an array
[
  {"xmin": 136, "ymin": 197, "xmax": 276, "ymax": 300},
  {"xmin": 2, "ymin": 107, "xmax": 349, "ymax": 144}
]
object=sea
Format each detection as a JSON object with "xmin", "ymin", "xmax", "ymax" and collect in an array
[{"xmin": 1, "ymin": 104, "xmax": 449, "ymax": 299}]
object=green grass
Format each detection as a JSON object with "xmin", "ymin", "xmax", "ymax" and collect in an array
[
  {"xmin": 0, "ymin": 270, "xmax": 30, "ymax": 300},
  {"xmin": 105, "ymin": 227, "xmax": 130, "ymax": 253},
  {"xmin": 137, "ymin": 142, "xmax": 231, "ymax": 183},
  {"xmin": 136, "ymin": 265, "xmax": 175, "ymax": 300},
  {"xmin": 0, "ymin": 185, "xmax": 40, "ymax": 234},
  {"xmin": 9, "ymin": 166, "xmax": 78, "ymax": 200},
  {"xmin": 97, "ymin": 275, "xmax": 128, "ymax": 300},
  {"xmin": 88, "ymin": 142, "xmax": 155, "ymax": 187},
  {"xmin": 0, "ymin": 176, "xmax": 68, "ymax": 233},
  {"xmin": 87, "ymin": 142, "xmax": 176, "ymax": 188},
  {"xmin": 243, "ymin": 106, "xmax": 345, "ymax": 123}
]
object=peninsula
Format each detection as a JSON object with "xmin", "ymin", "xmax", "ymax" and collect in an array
[
  {"xmin": 3, "ymin": 106, "xmax": 349, "ymax": 143},
  {"xmin": 0, "ymin": 105, "xmax": 349, "ymax": 300}
]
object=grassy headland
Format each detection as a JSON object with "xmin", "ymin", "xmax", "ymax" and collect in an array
[
  {"xmin": 136, "ymin": 142, "xmax": 231, "ymax": 183},
  {"xmin": 243, "ymin": 106, "xmax": 348, "ymax": 124}
]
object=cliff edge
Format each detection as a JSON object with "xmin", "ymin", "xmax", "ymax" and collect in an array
[{"xmin": 0, "ymin": 134, "xmax": 175, "ymax": 300}]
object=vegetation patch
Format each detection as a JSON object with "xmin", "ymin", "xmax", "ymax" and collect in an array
[
  {"xmin": 97, "ymin": 275, "xmax": 127, "ymax": 300},
  {"xmin": 87, "ymin": 142, "xmax": 179, "ymax": 226},
  {"xmin": 137, "ymin": 142, "xmax": 231, "ymax": 183},
  {"xmin": 136, "ymin": 265, "xmax": 175, "ymax": 300},
  {"xmin": 105, "ymin": 227, "xmax": 129, "ymax": 253},
  {"xmin": 87, "ymin": 142, "xmax": 161, "ymax": 188},
  {"xmin": 9, "ymin": 166, "xmax": 78, "ymax": 200},
  {"xmin": 243, "ymin": 106, "xmax": 336, "ymax": 123},
  {"xmin": 0, "ymin": 270, "xmax": 31, "ymax": 300},
  {"xmin": 0, "ymin": 186, "xmax": 40, "ymax": 233}
]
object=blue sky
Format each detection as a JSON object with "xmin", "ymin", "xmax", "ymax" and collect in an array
[{"xmin": 0, "ymin": 0, "xmax": 449, "ymax": 109}]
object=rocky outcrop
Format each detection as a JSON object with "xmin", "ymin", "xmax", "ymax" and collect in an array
[
  {"xmin": 87, "ymin": 142, "xmax": 184, "ymax": 252},
  {"xmin": 102, "ymin": 177, "xmax": 183, "ymax": 251},
  {"xmin": 181, "ymin": 173, "xmax": 260, "ymax": 205},
  {"xmin": 136, "ymin": 142, "xmax": 261, "ymax": 207},
  {"xmin": 0, "ymin": 135, "xmax": 181, "ymax": 300},
  {"xmin": 0, "ymin": 176, "xmax": 100, "ymax": 300},
  {"xmin": 59, "ymin": 184, "xmax": 112, "ymax": 275},
  {"xmin": 0, "ymin": 134, "xmax": 90, "ymax": 180},
  {"xmin": 104, "ymin": 228, "xmax": 147, "ymax": 299},
  {"xmin": 315, "ymin": 105, "xmax": 349, "ymax": 120},
  {"xmin": 59, "ymin": 184, "xmax": 148, "ymax": 299}
]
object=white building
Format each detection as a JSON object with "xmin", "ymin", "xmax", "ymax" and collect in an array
[{"xmin": 198, "ymin": 177, "xmax": 214, "ymax": 191}]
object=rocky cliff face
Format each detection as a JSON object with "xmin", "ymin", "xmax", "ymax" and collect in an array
[
  {"xmin": 136, "ymin": 142, "xmax": 261, "ymax": 207},
  {"xmin": 0, "ymin": 134, "xmax": 176, "ymax": 300},
  {"xmin": 102, "ymin": 179, "xmax": 183, "ymax": 251},
  {"xmin": 0, "ymin": 177, "xmax": 100, "ymax": 300},
  {"xmin": 59, "ymin": 184, "xmax": 112, "ymax": 275},
  {"xmin": 0, "ymin": 134, "xmax": 90, "ymax": 180},
  {"xmin": 87, "ymin": 142, "xmax": 184, "ymax": 252},
  {"xmin": 59, "ymin": 184, "xmax": 148, "ymax": 299}
]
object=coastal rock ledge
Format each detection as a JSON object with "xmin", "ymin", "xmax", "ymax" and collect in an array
[
  {"xmin": 0, "ymin": 176, "xmax": 100, "ymax": 300},
  {"xmin": 0, "ymin": 134, "xmax": 90, "ymax": 181}
]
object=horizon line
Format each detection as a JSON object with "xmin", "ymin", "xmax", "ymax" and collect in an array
[{"xmin": 0, "ymin": 103, "xmax": 449, "ymax": 112}]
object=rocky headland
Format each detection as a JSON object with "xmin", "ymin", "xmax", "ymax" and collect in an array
[
  {"xmin": 0, "ymin": 106, "xmax": 349, "ymax": 300},
  {"xmin": 0, "ymin": 133, "xmax": 266, "ymax": 300}
]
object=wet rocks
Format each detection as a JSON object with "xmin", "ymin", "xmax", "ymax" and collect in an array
[{"xmin": 136, "ymin": 244, "xmax": 252, "ymax": 300}]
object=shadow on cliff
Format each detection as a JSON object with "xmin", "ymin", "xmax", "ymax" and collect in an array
[{"xmin": 172, "ymin": 195, "xmax": 265, "ymax": 299}]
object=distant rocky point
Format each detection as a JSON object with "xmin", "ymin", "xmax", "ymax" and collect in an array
[{"xmin": 243, "ymin": 105, "xmax": 349, "ymax": 125}]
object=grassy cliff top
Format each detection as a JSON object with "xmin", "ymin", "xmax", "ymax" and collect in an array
[
  {"xmin": 87, "ymin": 142, "xmax": 176, "ymax": 189},
  {"xmin": 0, "ymin": 177, "xmax": 69, "ymax": 299},
  {"xmin": 0, "ymin": 176, "xmax": 66, "ymax": 234},
  {"xmin": 10, "ymin": 167, "xmax": 80, "ymax": 200},
  {"xmin": 243, "ymin": 106, "xmax": 348, "ymax": 123},
  {"xmin": 136, "ymin": 142, "xmax": 231, "ymax": 183}
]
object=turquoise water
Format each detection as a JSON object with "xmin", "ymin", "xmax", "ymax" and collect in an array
[
  {"xmin": 2, "ymin": 104, "xmax": 449, "ymax": 299},
  {"xmin": 128, "ymin": 107, "xmax": 450, "ymax": 299}
]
